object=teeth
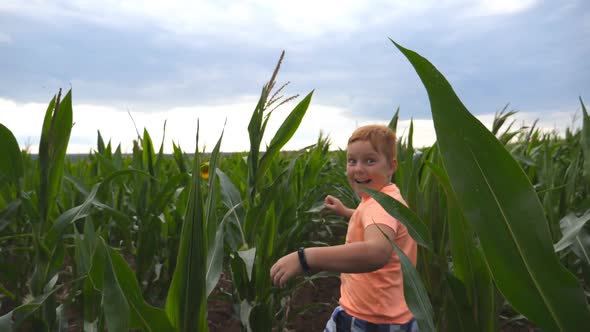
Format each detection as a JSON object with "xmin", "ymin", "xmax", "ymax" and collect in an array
[{"xmin": 355, "ymin": 179, "xmax": 371, "ymax": 184}]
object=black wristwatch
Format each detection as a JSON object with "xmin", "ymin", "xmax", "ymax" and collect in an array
[{"xmin": 297, "ymin": 247, "xmax": 311, "ymax": 274}]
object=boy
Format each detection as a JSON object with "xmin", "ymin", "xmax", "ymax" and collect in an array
[{"xmin": 270, "ymin": 125, "xmax": 418, "ymax": 332}]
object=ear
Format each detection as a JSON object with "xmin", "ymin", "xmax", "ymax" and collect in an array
[{"xmin": 389, "ymin": 159, "xmax": 398, "ymax": 177}]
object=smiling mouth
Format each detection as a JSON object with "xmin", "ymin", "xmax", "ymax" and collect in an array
[{"xmin": 355, "ymin": 179, "xmax": 371, "ymax": 184}]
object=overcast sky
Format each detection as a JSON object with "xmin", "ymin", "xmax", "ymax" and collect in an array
[{"xmin": 1, "ymin": 0, "xmax": 588, "ymax": 153}]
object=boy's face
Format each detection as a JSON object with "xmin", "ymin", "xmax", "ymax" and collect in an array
[{"xmin": 346, "ymin": 140, "xmax": 397, "ymax": 198}]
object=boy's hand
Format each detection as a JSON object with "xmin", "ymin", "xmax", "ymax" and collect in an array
[
  {"xmin": 325, "ymin": 195, "xmax": 354, "ymax": 218},
  {"xmin": 324, "ymin": 195, "xmax": 343, "ymax": 213},
  {"xmin": 270, "ymin": 252, "xmax": 303, "ymax": 288}
]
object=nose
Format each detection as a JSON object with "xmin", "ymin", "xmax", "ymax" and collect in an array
[{"xmin": 351, "ymin": 163, "xmax": 365, "ymax": 174}]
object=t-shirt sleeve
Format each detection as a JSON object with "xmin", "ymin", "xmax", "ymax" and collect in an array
[{"xmin": 359, "ymin": 199, "xmax": 399, "ymax": 234}]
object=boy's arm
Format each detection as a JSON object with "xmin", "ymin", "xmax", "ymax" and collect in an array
[
  {"xmin": 340, "ymin": 207, "xmax": 356, "ymax": 219},
  {"xmin": 270, "ymin": 224, "xmax": 395, "ymax": 287}
]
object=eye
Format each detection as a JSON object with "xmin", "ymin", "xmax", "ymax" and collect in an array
[
  {"xmin": 347, "ymin": 158, "xmax": 357, "ymax": 165},
  {"xmin": 366, "ymin": 158, "xmax": 376, "ymax": 165}
]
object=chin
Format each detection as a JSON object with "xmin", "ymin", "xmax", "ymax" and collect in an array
[
  {"xmin": 353, "ymin": 187, "xmax": 369, "ymax": 198},
  {"xmin": 355, "ymin": 192, "xmax": 368, "ymax": 199}
]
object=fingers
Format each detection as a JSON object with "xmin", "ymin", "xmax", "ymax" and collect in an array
[
  {"xmin": 270, "ymin": 262, "xmax": 281, "ymax": 286},
  {"xmin": 325, "ymin": 195, "xmax": 341, "ymax": 204},
  {"xmin": 325, "ymin": 195, "xmax": 343, "ymax": 215},
  {"xmin": 271, "ymin": 269, "xmax": 281, "ymax": 287},
  {"xmin": 270, "ymin": 253, "xmax": 300, "ymax": 288},
  {"xmin": 324, "ymin": 195, "xmax": 337, "ymax": 208},
  {"xmin": 270, "ymin": 264, "xmax": 288, "ymax": 287},
  {"xmin": 270, "ymin": 259, "xmax": 288, "ymax": 287}
]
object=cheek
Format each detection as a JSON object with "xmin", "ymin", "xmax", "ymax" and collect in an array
[
  {"xmin": 346, "ymin": 172, "xmax": 355, "ymax": 184},
  {"xmin": 346, "ymin": 166, "xmax": 354, "ymax": 177},
  {"xmin": 346, "ymin": 169, "xmax": 356, "ymax": 185}
]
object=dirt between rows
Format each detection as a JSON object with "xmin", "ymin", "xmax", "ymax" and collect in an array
[
  {"xmin": 1, "ymin": 271, "xmax": 536, "ymax": 331},
  {"xmin": 206, "ymin": 273, "xmax": 537, "ymax": 332},
  {"xmin": 207, "ymin": 274, "xmax": 341, "ymax": 332}
]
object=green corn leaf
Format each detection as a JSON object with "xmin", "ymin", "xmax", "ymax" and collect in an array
[
  {"xmin": 97, "ymin": 130, "xmax": 106, "ymax": 154},
  {"xmin": 79, "ymin": 233, "xmax": 103, "ymax": 328},
  {"xmin": 254, "ymin": 204, "xmax": 277, "ymax": 293},
  {"xmin": 0, "ymin": 123, "xmax": 24, "ymax": 189},
  {"xmin": 424, "ymin": 161, "xmax": 476, "ymax": 289},
  {"xmin": 396, "ymin": 243, "xmax": 435, "ymax": 332},
  {"xmin": 392, "ymin": 39, "xmax": 590, "ymax": 330},
  {"xmin": 580, "ymin": 97, "xmax": 590, "ymax": 181},
  {"xmin": 83, "ymin": 244, "xmax": 104, "ymax": 326},
  {"xmin": 247, "ymin": 88, "xmax": 265, "ymax": 156},
  {"xmin": 46, "ymin": 169, "xmax": 149, "ymax": 246},
  {"xmin": 100, "ymin": 239, "xmax": 130, "ymax": 332},
  {"xmin": 206, "ymin": 224, "xmax": 225, "ymax": 297},
  {"xmin": 229, "ymin": 252, "xmax": 253, "ymax": 302},
  {"xmin": 0, "ymin": 278, "xmax": 73, "ymax": 331},
  {"xmin": 149, "ymin": 173, "xmax": 189, "ymax": 216},
  {"xmin": 165, "ymin": 121, "xmax": 209, "ymax": 332},
  {"xmin": 38, "ymin": 89, "xmax": 73, "ymax": 226},
  {"xmin": 205, "ymin": 127, "xmax": 224, "ymax": 249},
  {"xmin": 401, "ymin": 120, "xmax": 417, "ymax": 203},
  {"xmin": 205, "ymin": 206, "xmax": 236, "ymax": 297},
  {"xmin": 247, "ymin": 90, "xmax": 266, "ymax": 194},
  {"xmin": 256, "ymin": 91, "xmax": 313, "ymax": 189},
  {"xmin": 361, "ymin": 187, "xmax": 432, "ymax": 250},
  {"xmin": 46, "ymin": 183, "xmax": 99, "ymax": 245},
  {"xmin": 243, "ymin": 169, "xmax": 284, "ymax": 243},
  {"xmin": 0, "ymin": 199, "xmax": 22, "ymax": 233},
  {"xmin": 204, "ymin": 129, "xmax": 225, "ymax": 297},
  {"xmin": 74, "ymin": 219, "xmax": 98, "ymax": 276},
  {"xmin": 87, "ymin": 234, "xmax": 106, "ymax": 294},
  {"xmin": 444, "ymin": 272, "xmax": 478, "ymax": 332},
  {"xmin": 216, "ymin": 169, "xmax": 247, "ymax": 250},
  {"xmin": 108, "ymin": 246, "xmax": 174, "ymax": 331},
  {"xmin": 388, "ymin": 106, "xmax": 400, "ymax": 133},
  {"xmin": 239, "ymin": 300, "xmax": 254, "ymax": 332},
  {"xmin": 173, "ymin": 141, "xmax": 187, "ymax": 174},
  {"xmin": 426, "ymin": 161, "xmax": 496, "ymax": 331},
  {"xmin": 554, "ymin": 211, "xmax": 590, "ymax": 265},
  {"xmin": 238, "ymin": 247, "xmax": 257, "ymax": 282},
  {"xmin": 472, "ymin": 247, "xmax": 497, "ymax": 332},
  {"xmin": 249, "ymin": 301, "xmax": 274, "ymax": 332},
  {"xmin": 38, "ymin": 93, "xmax": 56, "ymax": 222},
  {"xmin": 142, "ymin": 128, "xmax": 156, "ymax": 177},
  {"xmin": 571, "ymin": 228, "xmax": 590, "ymax": 269},
  {"xmin": 154, "ymin": 120, "xmax": 167, "ymax": 178},
  {"xmin": 375, "ymin": 223, "xmax": 435, "ymax": 331},
  {"xmin": 94, "ymin": 152, "xmax": 118, "ymax": 175}
]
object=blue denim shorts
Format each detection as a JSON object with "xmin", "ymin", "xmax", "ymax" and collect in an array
[{"xmin": 324, "ymin": 306, "xmax": 418, "ymax": 332}]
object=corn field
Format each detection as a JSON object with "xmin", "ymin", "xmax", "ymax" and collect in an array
[{"xmin": 1, "ymin": 41, "xmax": 589, "ymax": 332}]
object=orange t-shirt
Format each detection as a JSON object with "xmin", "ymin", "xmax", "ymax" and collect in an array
[{"xmin": 339, "ymin": 183, "xmax": 417, "ymax": 324}]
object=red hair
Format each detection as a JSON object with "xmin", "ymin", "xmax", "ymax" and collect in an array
[{"xmin": 348, "ymin": 125, "xmax": 397, "ymax": 164}]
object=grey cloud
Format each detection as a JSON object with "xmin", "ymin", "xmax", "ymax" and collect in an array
[{"xmin": 0, "ymin": 0, "xmax": 588, "ymax": 126}]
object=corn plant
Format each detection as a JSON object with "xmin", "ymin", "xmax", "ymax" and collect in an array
[
  {"xmin": 0, "ymin": 86, "xmax": 230, "ymax": 331},
  {"xmin": 30, "ymin": 89, "xmax": 73, "ymax": 329},
  {"xmin": 0, "ymin": 121, "xmax": 26, "ymax": 329},
  {"xmin": 164, "ymin": 121, "xmax": 225, "ymax": 331},
  {"xmin": 355, "ymin": 42, "xmax": 590, "ymax": 332},
  {"xmin": 216, "ymin": 52, "xmax": 318, "ymax": 332},
  {"xmin": 390, "ymin": 39, "xmax": 590, "ymax": 331}
]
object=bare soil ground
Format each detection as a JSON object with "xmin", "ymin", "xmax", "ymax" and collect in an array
[
  {"xmin": 2, "ymin": 270, "xmax": 537, "ymax": 331},
  {"xmin": 207, "ymin": 272, "xmax": 538, "ymax": 332},
  {"xmin": 208, "ymin": 273, "xmax": 340, "ymax": 332}
]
